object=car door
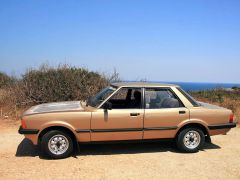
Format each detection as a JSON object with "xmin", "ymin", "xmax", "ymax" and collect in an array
[
  {"xmin": 91, "ymin": 87, "xmax": 144, "ymax": 141},
  {"xmin": 143, "ymin": 87, "xmax": 189, "ymax": 139}
]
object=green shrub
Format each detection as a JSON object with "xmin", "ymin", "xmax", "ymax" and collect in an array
[
  {"xmin": 0, "ymin": 72, "xmax": 14, "ymax": 88},
  {"xmin": 18, "ymin": 64, "xmax": 108, "ymax": 104}
]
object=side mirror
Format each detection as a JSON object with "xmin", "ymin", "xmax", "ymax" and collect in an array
[
  {"xmin": 103, "ymin": 102, "xmax": 112, "ymax": 110},
  {"xmin": 86, "ymin": 97, "xmax": 92, "ymax": 106}
]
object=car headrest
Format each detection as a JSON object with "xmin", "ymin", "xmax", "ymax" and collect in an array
[
  {"xmin": 134, "ymin": 91, "xmax": 141, "ymax": 100},
  {"xmin": 161, "ymin": 98, "xmax": 179, "ymax": 108}
]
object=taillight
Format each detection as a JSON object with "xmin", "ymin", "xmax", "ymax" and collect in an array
[
  {"xmin": 229, "ymin": 114, "xmax": 234, "ymax": 123},
  {"xmin": 21, "ymin": 119, "xmax": 27, "ymax": 128}
]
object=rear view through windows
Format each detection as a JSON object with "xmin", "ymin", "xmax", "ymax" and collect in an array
[{"xmin": 145, "ymin": 88, "xmax": 183, "ymax": 109}]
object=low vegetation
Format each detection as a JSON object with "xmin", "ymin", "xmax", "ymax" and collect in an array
[
  {"xmin": 0, "ymin": 64, "xmax": 119, "ymax": 119},
  {"xmin": 20, "ymin": 64, "xmax": 108, "ymax": 103},
  {"xmin": 0, "ymin": 72, "xmax": 14, "ymax": 88},
  {"xmin": 0, "ymin": 64, "xmax": 239, "ymax": 122}
]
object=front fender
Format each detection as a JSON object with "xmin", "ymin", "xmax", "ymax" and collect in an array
[{"xmin": 39, "ymin": 121, "xmax": 76, "ymax": 134}]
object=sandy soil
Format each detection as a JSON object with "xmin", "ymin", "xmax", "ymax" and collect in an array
[{"xmin": 0, "ymin": 120, "xmax": 239, "ymax": 180}]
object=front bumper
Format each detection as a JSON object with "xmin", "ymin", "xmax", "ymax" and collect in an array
[{"xmin": 18, "ymin": 126, "xmax": 39, "ymax": 134}]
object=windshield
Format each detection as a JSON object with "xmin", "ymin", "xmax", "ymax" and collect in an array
[{"xmin": 87, "ymin": 86, "xmax": 117, "ymax": 107}]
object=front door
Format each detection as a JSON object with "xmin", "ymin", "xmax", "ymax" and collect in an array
[
  {"xmin": 143, "ymin": 87, "xmax": 189, "ymax": 139},
  {"xmin": 91, "ymin": 87, "xmax": 144, "ymax": 141}
]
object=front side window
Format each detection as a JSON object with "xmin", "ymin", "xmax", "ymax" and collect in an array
[
  {"xmin": 104, "ymin": 87, "xmax": 142, "ymax": 109},
  {"xmin": 87, "ymin": 86, "xmax": 116, "ymax": 107},
  {"xmin": 145, "ymin": 88, "xmax": 183, "ymax": 109}
]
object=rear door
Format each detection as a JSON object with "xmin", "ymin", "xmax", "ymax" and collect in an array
[{"xmin": 143, "ymin": 87, "xmax": 189, "ymax": 139}]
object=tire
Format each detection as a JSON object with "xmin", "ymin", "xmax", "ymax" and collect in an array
[
  {"xmin": 40, "ymin": 130, "xmax": 73, "ymax": 159},
  {"xmin": 176, "ymin": 127, "xmax": 205, "ymax": 153}
]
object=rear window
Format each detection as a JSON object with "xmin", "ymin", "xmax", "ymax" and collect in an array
[{"xmin": 177, "ymin": 87, "xmax": 200, "ymax": 107}]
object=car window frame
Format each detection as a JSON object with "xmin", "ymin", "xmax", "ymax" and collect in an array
[
  {"xmin": 143, "ymin": 87, "xmax": 185, "ymax": 109},
  {"xmin": 99, "ymin": 87, "xmax": 144, "ymax": 109}
]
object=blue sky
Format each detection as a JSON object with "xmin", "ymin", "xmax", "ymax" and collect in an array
[{"xmin": 0, "ymin": 0, "xmax": 240, "ymax": 83}]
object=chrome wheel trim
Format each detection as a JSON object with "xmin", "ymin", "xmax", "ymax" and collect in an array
[
  {"xmin": 48, "ymin": 134, "xmax": 69, "ymax": 155},
  {"xmin": 183, "ymin": 130, "xmax": 201, "ymax": 149}
]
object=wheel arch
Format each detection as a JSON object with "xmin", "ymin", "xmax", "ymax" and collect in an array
[
  {"xmin": 175, "ymin": 122, "xmax": 210, "ymax": 138},
  {"xmin": 38, "ymin": 126, "xmax": 78, "ymax": 149}
]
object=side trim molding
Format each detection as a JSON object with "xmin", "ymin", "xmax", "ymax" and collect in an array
[
  {"xmin": 75, "ymin": 129, "xmax": 91, "ymax": 133},
  {"xmin": 144, "ymin": 127, "xmax": 178, "ymax": 131},
  {"xmin": 92, "ymin": 128, "xmax": 143, "ymax": 132},
  {"xmin": 75, "ymin": 126, "xmax": 178, "ymax": 133},
  {"xmin": 208, "ymin": 123, "xmax": 237, "ymax": 130}
]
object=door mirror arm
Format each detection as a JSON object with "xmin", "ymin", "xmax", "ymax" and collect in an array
[{"xmin": 103, "ymin": 102, "xmax": 112, "ymax": 110}]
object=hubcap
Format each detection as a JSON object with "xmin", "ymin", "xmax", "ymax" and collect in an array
[
  {"xmin": 48, "ymin": 135, "xmax": 69, "ymax": 155},
  {"xmin": 183, "ymin": 130, "xmax": 201, "ymax": 149}
]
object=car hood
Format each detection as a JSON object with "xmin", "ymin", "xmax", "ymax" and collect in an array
[{"xmin": 23, "ymin": 101, "xmax": 85, "ymax": 116}]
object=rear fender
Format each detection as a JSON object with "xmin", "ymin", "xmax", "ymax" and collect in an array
[{"xmin": 175, "ymin": 119, "xmax": 209, "ymax": 136}]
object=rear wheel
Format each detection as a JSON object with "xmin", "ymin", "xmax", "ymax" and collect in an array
[
  {"xmin": 41, "ymin": 130, "xmax": 73, "ymax": 159},
  {"xmin": 176, "ymin": 127, "xmax": 205, "ymax": 153}
]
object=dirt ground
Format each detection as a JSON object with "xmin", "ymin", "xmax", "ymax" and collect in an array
[{"xmin": 0, "ymin": 120, "xmax": 239, "ymax": 180}]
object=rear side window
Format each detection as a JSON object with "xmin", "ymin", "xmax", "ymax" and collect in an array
[
  {"xmin": 177, "ymin": 87, "xmax": 200, "ymax": 107},
  {"xmin": 145, "ymin": 88, "xmax": 184, "ymax": 109}
]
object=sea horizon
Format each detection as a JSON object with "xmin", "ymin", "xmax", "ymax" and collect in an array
[{"xmin": 127, "ymin": 81, "xmax": 240, "ymax": 91}]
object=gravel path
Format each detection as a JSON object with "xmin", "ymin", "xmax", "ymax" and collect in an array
[{"xmin": 0, "ymin": 120, "xmax": 239, "ymax": 180}]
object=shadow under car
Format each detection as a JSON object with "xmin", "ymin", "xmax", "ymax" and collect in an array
[{"xmin": 15, "ymin": 138, "xmax": 221, "ymax": 159}]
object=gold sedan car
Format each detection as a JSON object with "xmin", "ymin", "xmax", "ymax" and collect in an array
[{"xmin": 19, "ymin": 82, "xmax": 237, "ymax": 159}]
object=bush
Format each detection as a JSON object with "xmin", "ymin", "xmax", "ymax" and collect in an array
[
  {"xmin": 0, "ymin": 64, "xmax": 122, "ymax": 119},
  {"xmin": 18, "ymin": 64, "xmax": 108, "ymax": 104},
  {"xmin": 0, "ymin": 72, "xmax": 14, "ymax": 88}
]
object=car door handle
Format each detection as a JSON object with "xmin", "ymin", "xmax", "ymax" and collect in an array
[
  {"xmin": 179, "ymin": 110, "xmax": 186, "ymax": 114},
  {"xmin": 130, "ymin": 113, "xmax": 140, "ymax": 116}
]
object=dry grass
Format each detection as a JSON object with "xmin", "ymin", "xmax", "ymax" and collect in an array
[{"xmin": 0, "ymin": 88, "xmax": 18, "ymax": 118}]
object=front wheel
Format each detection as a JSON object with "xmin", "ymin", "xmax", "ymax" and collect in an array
[
  {"xmin": 41, "ymin": 130, "xmax": 73, "ymax": 159},
  {"xmin": 176, "ymin": 128, "xmax": 205, "ymax": 153}
]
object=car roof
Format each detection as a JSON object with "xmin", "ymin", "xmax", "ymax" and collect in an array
[{"xmin": 111, "ymin": 82, "xmax": 179, "ymax": 88}]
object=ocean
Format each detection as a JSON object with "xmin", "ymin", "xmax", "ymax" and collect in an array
[{"xmin": 162, "ymin": 82, "xmax": 240, "ymax": 91}]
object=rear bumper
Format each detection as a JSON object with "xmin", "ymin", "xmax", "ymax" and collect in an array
[
  {"xmin": 208, "ymin": 123, "xmax": 237, "ymax": 130},
  {"xmin": 18, "ymin": 126, "xmax": 39, "ymax": 134}
]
